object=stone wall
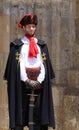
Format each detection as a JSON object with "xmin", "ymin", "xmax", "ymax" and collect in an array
[{"xmin": 0, "ymin": 0, "xmax": 79, "ymax": 130}]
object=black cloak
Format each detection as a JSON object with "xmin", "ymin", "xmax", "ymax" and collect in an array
[{"xmin": 4, "ymin": 39, "xmax": 55, "ymax": 129}]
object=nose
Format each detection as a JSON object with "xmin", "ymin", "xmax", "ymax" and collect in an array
[{"xmin": 30, "ymin": 26, "xmax": 34, "ymax": 30}]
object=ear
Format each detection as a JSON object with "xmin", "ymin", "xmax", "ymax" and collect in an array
[{"xmin": 23, "ymin": 26, "xmax": 26, "ymax": 30}]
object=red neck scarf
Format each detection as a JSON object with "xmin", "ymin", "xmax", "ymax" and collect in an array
[{"xmin": 25, "ymin": 34, "xmax": 39, "ymax": 58}]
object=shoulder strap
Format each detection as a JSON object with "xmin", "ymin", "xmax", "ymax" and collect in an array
[
  {"xmin": 11, "ymin": 38, "xmax": 24, "ymax": 46},
  {"xmin": 37, "ymin": 39, "xmax": 46, "ymax": 46}
]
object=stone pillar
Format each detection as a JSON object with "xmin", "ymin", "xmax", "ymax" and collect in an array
[
  {"xmin": 0, "ymin": 1, "xmax": 11, "ymax": 130},
  {"xmin": 0, "ymin": 0, "xmax": 79, "ymax": 130}
]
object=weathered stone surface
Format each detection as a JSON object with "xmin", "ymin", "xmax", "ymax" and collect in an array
[
  {"xmin": 0, "ymin": 0, "xmax": 79, "ymax": 130},
  {"xmin": 67, "ymin": 70, "xmax": 79, "ymax": 88},
  {"xmin": 63, "ymin": 95, "xmax": 79, "ymax": 130},
  {"xmin": 0, "ymin": 15, "xmax": 10, "ymax": 53}
]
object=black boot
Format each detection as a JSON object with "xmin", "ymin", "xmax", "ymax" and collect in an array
[
  {"xmin": 33, "ymin": 125, "xmax": 48, "ymax": 130},
  {"xmin": 41, "ymin": 125, "xmax": 48, "ymax": 130},
  {"xmin": 14, "ymin": 126, "xmax": 23, "ymax": 130}
]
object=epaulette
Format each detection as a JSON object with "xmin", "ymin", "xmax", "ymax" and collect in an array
[
  {"xmin": 38, "ymin": 39, "xmax": 46, "ymax": 46},
  {"xmin": 11, "ymin": 38, "xmax": 24, "ymax": 46}
]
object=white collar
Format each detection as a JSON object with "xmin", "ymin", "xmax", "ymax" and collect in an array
[{"xmin": 21, "ymin": 36, "xmax": 38, "ymax": 44}]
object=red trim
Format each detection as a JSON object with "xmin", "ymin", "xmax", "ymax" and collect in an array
[
  {"xmin": 18, "ymin": 14, "xmax": 34, "ymax": 28},
  {"xmin": 25, "ymin": 67, "xmax": 40, "ymax": 71}
]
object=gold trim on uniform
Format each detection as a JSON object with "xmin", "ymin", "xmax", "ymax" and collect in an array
[
  {"xmin": 41, "ymin": 52, "xmax": 47, "ymax": 63},
  {"xmin": 15, "ymin": 52, "xmax": 21, "ymax": 63}
]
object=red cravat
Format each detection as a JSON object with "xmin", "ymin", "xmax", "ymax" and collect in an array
[{"xmin": 25, "ymin": 34, "xmax": 39, "ymax": 58}]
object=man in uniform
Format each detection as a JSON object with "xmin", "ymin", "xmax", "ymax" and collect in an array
[{"xmin": 4, "ymin": 14, "xmax": 55, "ymax": 130}]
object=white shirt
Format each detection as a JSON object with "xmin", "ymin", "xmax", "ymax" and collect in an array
[{"xmin": 20, "ymin": 36, "xmax": 45, "ymax": 83}]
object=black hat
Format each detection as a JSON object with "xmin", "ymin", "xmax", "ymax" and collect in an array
[{"xmin": 18, "ymin": 14, "xmax": 38, "ymax": 28}]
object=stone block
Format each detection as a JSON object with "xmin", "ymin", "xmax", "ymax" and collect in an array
[
  {"xmin": 0, "ymin": 86, "xmax": 3, "ymax": 106},
  {"xmin": 0, "ymin": 107, "xmax": 9, "ymax": 128},
  {"xmin": 76, "ymin": 0, "xmax": 79, "ymax": 18},
  {"xmin": 0, "ymin": 0, "xmax": 79, "ymax": 130},
  {"xmin": 63, "ymin": 95, "xmax": 79, "ymax": 130},
  {"xmin": 0, "ymin": 129, "xmax": 6, "ymax": 130},
  {"xmin": 0, "ymin": 15, "xmax": 10, "ymax": 53},
  {"xmin": 52, "ymin": 87, "xmax": 64, "ymax": 107},
  {"xmin": 67, "ymin": 70, "xmax": 79, "ymax": 88},
  {"xmin": 75, "ymin": 18, "xmax": 79, "ymax": 44},
  {"xmin": 54, "ymin": 107, "xmax": 64, "ymax": 130}
]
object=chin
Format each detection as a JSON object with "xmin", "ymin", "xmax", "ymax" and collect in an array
[{"xmin": 29, "ymin": 33, "xmax": 34, "ymax": 36}]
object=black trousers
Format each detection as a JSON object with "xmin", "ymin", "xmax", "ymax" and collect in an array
[{"xmin": 14, "ymin": 125, "xmax": 48, "ymax": 130}]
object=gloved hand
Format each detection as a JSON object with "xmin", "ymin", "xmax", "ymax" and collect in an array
[{"xmin": 25, "ymin": 79, "xmax": 40, "ymax": 90}]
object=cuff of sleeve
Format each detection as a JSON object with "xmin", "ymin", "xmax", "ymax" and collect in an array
[
  {"xmin": 22, "ymin": 77, "xmax": 28, "ymax": 82},
  {"xmin": 37, "ymin": 78, "xmax": 43, "ymax": 84}
]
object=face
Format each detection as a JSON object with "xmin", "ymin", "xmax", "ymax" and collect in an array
[{"xmin": 23, "ymin": 24, "xmax": 36, "ymax": 36}]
